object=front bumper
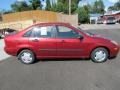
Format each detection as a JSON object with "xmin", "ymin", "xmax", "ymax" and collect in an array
[{"xmin": 110, "ymin": 45, "xmax": 120, "ymax": 58}]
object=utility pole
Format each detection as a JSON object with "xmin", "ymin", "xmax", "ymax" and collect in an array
[{"xmin": 69, "ymin": 0, "xmax": 71, "ymax": 15}]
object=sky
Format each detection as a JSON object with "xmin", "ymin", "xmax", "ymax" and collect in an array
[{"xmin": 0, "ymin": 0, "xmax": 119, "ymax": 11}]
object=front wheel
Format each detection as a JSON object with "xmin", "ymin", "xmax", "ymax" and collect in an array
[
  {"xmin": 91, "ymin": 48, "xmax": 109, "ymax": 63},
  {"xmin": 18, "ymin": 49, "xmax": 35, "ymax": 64}
]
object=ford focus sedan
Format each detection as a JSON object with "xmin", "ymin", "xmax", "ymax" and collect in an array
[{"xmin": 4, "ymin": 23, "xmax": 119, "ymax": 64}]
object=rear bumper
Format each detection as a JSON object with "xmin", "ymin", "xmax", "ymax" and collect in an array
[{"xmin": 4, "ymin": 47, "xmax": 17, "ymax": 56}]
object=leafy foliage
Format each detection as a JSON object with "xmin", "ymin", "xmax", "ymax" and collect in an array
[
  {"xmin": 108, "ymin": 0, "xmax": 120, "ymax": 11},
  {"xmin": 9, "ymin": 0, "xmax": 111, "ymax": 24},
  {"xmin": 11, "ymin": 0, "xmax": 42, "ymax": 12},
  {"xmin": 50, "ymin": 2, "xmax": 64, "ymax": 12},
  {"xmin": 45, "ymin": 0, "xmax": 51, "ymax": 11},
  {"xmin": 76, "ymin": 6, "xmax": 90, "ymax": 23},
  {"xmin": 50, "ymin": 0, "xmax": 79, "ymax": 14},
  {"xmin": 11, "ymin": 1, "xmax": 30, "ymax": 12},
  {"xmin": 29, "ymin": 0, "xmax": 42, "ymax": 10},
  {"xmin": 92, "ymin": 0, "xmax": 105, "ymax": 14}
]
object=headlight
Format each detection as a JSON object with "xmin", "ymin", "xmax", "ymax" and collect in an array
[{"xmin": 111, "ymin": 40, "xmax": 118, "ymax": 45}]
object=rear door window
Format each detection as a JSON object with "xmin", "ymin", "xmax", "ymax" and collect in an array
[
  {"xmin": 34, "ymin": 26, "xmax": 55, "ymax": 38},
  {"xmin": 23, "ymin": 26, "xmax": 56, "ymax": 38}
]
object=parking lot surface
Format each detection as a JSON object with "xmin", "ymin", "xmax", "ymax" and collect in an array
[
  {"xmin": 0, "ymin": 29, "xmax": 120, "ymax": 90},
  {"xmin": 80, "ymin": 24, "xmax": 120, "ymax": 30},
  {"xmin": 0, "ymin": 39, "xmax": 10, "ymax": 61}
]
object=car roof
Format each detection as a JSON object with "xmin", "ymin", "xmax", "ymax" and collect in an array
[
  {"xmin": 20, "ymin": 22, "xmax": 71, "ymax": 33},
  {"xmin": 32, "ymin": 22, "xmax": 71, "ymax": 27}
]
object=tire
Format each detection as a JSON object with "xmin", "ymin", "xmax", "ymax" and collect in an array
[
  {"xmin": 18, "ymin": 49, "xmax": 35, "ymax": 64},
  {"xmin": 91, "ymin": 48, "xmax": 108, "ymax": 63}
]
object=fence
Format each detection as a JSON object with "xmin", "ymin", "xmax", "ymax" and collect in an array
[{"xmin": 0, "ymin": 10, "xmax": 78, "ymax": 30}]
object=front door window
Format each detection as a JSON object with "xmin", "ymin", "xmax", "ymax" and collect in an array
[{"xmin": 57, "ymin": 26, "xmax": 79, "ymax": 38}]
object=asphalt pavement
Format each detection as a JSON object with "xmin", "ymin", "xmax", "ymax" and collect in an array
[
  {"xmin": 0, "ymin": 39, "xmax": 10, "ymax": 61},
  {"xmin": 80, "ymin": 24, "xmax": 120, "ymax": 30},
  {"xmin": 0, "ymin": 29, "xmax": 120, "ymax": 90}
]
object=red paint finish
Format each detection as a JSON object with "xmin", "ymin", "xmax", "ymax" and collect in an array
[
  {"xmin": 4, "ymin": 23, "xmax": 119, "ymax": 60},
  {"xmin": 29, "ymin": 38, "xmax": 57, "ymax": 58}
]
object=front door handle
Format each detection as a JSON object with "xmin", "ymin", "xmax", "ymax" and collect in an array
[
  {"xmin": 32, "ymin": 39, "xmax": 39, "ymax": 42},
  {"xmin": 30, "ymin": 38, "xmax": 39, "ymax": 42}
]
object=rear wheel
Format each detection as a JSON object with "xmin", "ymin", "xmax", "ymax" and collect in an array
[
  {"xmin": 18, "ymin": 49, "xmax": 35, "ymax": 64},
  {"xmin": 91, "ymin": 48, "xmax": 108, "ymax": 63}
]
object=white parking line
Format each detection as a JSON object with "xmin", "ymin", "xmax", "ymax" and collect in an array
[{"xmin": 0, "ymin": 39, "xmax": 10, "ymax": 61}]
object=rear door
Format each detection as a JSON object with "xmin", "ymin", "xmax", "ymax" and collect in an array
[{"xmin": 28, "ymin": 25, "xmax": 57, "ymax": 58}]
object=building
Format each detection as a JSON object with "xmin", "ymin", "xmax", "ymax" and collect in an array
[
  {"xmin": 89, "ymin": 14, "xmax": 102, "ymax": 24},
  {"xmin": 100, "ymin": 10, "xmax": 120, "ymax": 24}
]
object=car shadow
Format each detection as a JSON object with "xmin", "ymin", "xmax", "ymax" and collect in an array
[
  {"xmin": 0, "ymin": 57, "xmax": 90, "ymax": 64},
  {"xmin": 35, "ymin": 58, "xmax": 90, "ymax": 63},
  {"xmin": 1, "ymin": 56, "xmax": 116, "ymax": 64}
]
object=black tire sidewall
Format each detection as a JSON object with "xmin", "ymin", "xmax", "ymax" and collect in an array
[
  {"xmin": 91, "ymin": 48, "xmax": 108, "ymax": 63},
  {"xmin": 18, "ymin": 50, "xmax": 35, "ymax": 64}
]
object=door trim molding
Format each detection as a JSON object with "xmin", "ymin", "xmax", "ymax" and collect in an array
[{"xmin": 40, "ymin": 49, "xmax": 83, "ymax": 52}]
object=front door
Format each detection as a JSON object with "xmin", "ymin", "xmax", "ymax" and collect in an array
[{"xmin": 56, "ymin": 25, "xmax": 85, "ymax": 58}]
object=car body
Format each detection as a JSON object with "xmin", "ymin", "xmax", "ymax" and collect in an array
[{"xmin": 4, "ymin": 23, "xmax": 119, "ymax": 64}]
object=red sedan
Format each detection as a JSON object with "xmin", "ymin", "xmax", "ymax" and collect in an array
[{"xmin": 4, "ymin": 23, "xmax": 119, "ymax": 64}]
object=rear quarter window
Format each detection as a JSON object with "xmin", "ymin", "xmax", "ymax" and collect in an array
[{"xmin": 23, "ymin": 30, "xmax": 32, "ymax": 37}]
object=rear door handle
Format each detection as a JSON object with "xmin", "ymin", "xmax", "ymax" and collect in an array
[{"xmin": 32, "ymin": 39, "xmax": 39, "ymax": 42}]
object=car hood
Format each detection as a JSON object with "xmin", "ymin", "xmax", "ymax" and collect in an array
[{"xmin": 92, "ymin": 34, "xmax": 112, "ymax": 42}]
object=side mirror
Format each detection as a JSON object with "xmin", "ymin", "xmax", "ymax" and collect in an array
[{"xmin": 77, "ymin": 35, "xmax": 84, "ymax": 40}]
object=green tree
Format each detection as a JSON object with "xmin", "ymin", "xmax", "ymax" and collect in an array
[
  {"xmin": 76, "ymin": 6, "xmax": 89, "ymax": 23},
  {"xmin": 51, "ymin": 0, "xmax": 79, "ymax": 14},
  {"xmin": 92, "ymin": 0, "xmax": 105, "ymax": 14},
  {"xmin": 57, "ymin": 0, "xmax": 68, "ymax": 14},
  {"xmin": 29, "ymin": 0, "xmax": 42, "ymax": 10},
  {"xmin": 58, "ymin": 0, "xmax": 79, "ymax": 5},
  {"xmin": 58, "ymin": 0, "xmax": 66, "ymax": 4},
  {"xmin": 46, "ymin": 0, "xmax": 51, "ymax": 11},
  {"xmin": 63, "ymin": 0, "xmax": 79, "ymax": 14},
  {"xmin": 73, "ymin": 0, "xmax": 80, "ymax": 4},
  {"xmin": 11, "ymin": 1, "xmax": 30, "ymax": 12},
  {"xmin": 0, "ymin": 10, "xmax": 4, "ymax": 21},
  {"xmin": 50, "ymin": 2, "xmax": 64, "ymax": 12},
  {"xmin": 50, "ymin": 0, "xmax": 66, "ymax": 13},
  {"xmin": 3, "ymin": 10, "xmax": 12, "ymax": 14},
  {"xmin": 108, "ymin": 6, "xmax": 115, "ymax": 11},
  {"xmin": 114, "ymin": 1, "xmax": 120, "ymax": 10},
  {"xmin": 108, "ymin": 0, "xmax": 120, "ymax": 11}
]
